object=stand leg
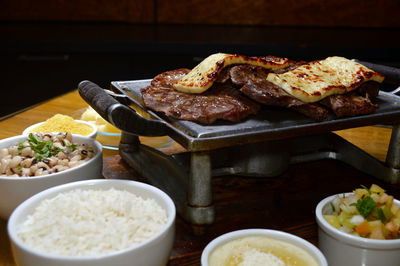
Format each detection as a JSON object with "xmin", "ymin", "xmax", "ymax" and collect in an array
[
  {"xmin": 386, "ymin": 124, "xmax": 400, "ymax": 169},
  {"xmin": 186, "ymin": 151, "xmax": 215, "ymax": 234}
]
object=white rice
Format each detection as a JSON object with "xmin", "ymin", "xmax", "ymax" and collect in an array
[{"xmin": 17, "ymin": 188, "xmax": 168, "ymax": 256}]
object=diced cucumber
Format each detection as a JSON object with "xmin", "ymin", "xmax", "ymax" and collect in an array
[
  {"xmin": 379, "ymin": 205, "xmax": 394, "ymax": 222},
  {"xmin": 323, "ymin": 215, "xmax": 341, "ymax": 228},
  {"xmin": 368, "ymin": 220, "xmax": 383, "ymax": 230},
  {"xmin": 354, "ymin": 188, "xmax": 369, "ymax": 198},
  {"xmin": 339, "ymin": 211, "xmax": 355, "ymax": 229},
  {"xmin": 370, "ymin": 184, "xmax": 385, "ymax": 194}
]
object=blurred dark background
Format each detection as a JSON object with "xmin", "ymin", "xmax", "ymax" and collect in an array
[{"xmin": 1, "ymin": 0, "xmax": 400, "ymax": 118}]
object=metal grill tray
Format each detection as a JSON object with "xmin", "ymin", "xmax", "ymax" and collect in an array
[
  {"xmin": 108, "ymin": 79, "xmax": 400, "ymax": 151},
  {"xmin": 78, "ymin": 59, "xmax": 400, "ymax": 151},
  {"xmin": 78, "ymin": 63, "xmax": 400, "ymax": 227}
]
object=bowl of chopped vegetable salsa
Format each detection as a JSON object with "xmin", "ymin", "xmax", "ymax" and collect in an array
[
  {"xmin": 0, "ymin": 133, "xmax": 102, "ymax": 220},
  {"xmin": 316, "ymin": 184, "xmax": 400, "ymax": 266}
]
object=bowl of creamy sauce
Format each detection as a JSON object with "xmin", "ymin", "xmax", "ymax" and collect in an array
[{"xmin": 201, "ymin": 229, "xmax": 327, "ymax": 266}]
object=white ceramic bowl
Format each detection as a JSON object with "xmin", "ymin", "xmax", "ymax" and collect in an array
[
  {"xmin": 201, "ymin": 229, "xmax": 327, "ymax": 266},
  {"xmin": 0, "ymin": 134, "xmax": 103, "ymax": 220},
  {"xmin": 8, "ymin": 179, "xmax": 176, "ymax": 266},
  {"xmin": 23, "ymin": 120, "xmax": 98, "ymax": 139},
  {"xmin": 316, "ymin": 193, "xmax": 400, "ymax": 266}
]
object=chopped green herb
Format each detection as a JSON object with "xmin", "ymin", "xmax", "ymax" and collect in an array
[
  {"xmin": 68, "ymin": 143, "xmax": 77, "ymax": 151},
  {"xmin": 330, "ymin": 202, "xmax": 336, "ymax": 212},
  {"xmin": 18, "ymin": 142, "xmax": 25, "ymax": 150},
  {"xmin": 27, "ymin": 133, "xmax": 65, "ymax": 161},
  {"xmin": 353, "ymin": 196, "xmax": 377, "ymax": 218},
  {"xmin": 360, "ymin": 184, "xmax": 371, "ymax": 194},
  {"xmin": 376, "ymin": 208, "xmax": 386, "ymax": 223}
]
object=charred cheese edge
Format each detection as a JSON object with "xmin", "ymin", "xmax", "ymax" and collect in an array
[
  {"xmin": 266, "ymin": 56, "xmax": 385, "ymax": 103},
  {"xmin": 173, "ymin": 53, "xmax": 291, "ymax": 94}
]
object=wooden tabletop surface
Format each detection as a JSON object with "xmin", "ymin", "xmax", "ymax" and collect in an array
[{"xmin": 0, "ymin": 90, "xmax": 395, "ymax": 266}]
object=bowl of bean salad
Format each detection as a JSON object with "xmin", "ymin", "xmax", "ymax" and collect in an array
[{"xmin": 0, "ymin": 133, "xmax": 102, "ymax": 220}]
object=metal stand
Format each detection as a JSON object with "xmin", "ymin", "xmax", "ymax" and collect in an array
[{"xmin": 118, "ymin": 125, "xmax": 400, "ymax": 230}]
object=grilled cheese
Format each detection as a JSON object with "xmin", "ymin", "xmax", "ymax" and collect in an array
[
  {"xmin": 266, "ymin": 56, "xmax": 384, "ymax": 103},
  {"xmin": 173, "ymin": 53, "xmax": 291, "ymax": 94}
]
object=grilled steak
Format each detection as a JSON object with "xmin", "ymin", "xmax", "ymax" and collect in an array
[
  {"xmin": 320, "ymin": 92, "xmax": 378, "ymax": 117},
  {"xmin": 356, "ymin": 81, "xmax": 380, "ymax": 100},
  {"xmin": 141, "ymin": 69, "xmax": 260, "ymax": 124},
  {"xmin": 240, "ymin": 79, "xmax": 330, "ymax": 121},
  {"xmin": 141, "ymin": 58, "xmax": 382, "ymax": 124},
  {"xmin": 225, "ymin": 65, "xmax": 329, "ymax": 121},
  {"xmin": 228, "ymin": 65, "xmax": 379, "ymax": 120}
]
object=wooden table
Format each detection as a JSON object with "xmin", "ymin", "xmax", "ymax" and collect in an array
[{"xmin": 0, "ymin": 90, "xmax": 395, "ymax": 266}]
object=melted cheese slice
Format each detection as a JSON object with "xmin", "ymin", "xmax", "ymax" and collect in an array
[
  {"xmin": 266, "ymin": 56, "xmax": 384, "ymax": 103},
  {"xmin": 173, "ymin": 53, "xmax": 291, "ymax": 94}
]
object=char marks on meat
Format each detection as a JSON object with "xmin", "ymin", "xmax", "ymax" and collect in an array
[
  {"xmin": 229, "ymin": 65, "xmax": 330, "ymax": 121},
  {"xmin": 228, "ymin": 64, "xmax": 379, "ymax": 120},
  {"xmin": 240, "ymin": 79, "xmax": 329, "ymax": 121},
  {"xmin": 356, "ymin": 81, "xmax": 380, "ymax": 100},
  {"xmin": 319, "ymin": 81, "xmax": 380, "ymax": 118},
  {"xmin": 150, "ymin": 68, "xmax": 189, "ymax": 88},
  {"xmin": 320, "ymin": 92, "xmax": 378, "ymax": 118},
  {"xmin": 141, "ymin": 69, "xmax": 260, "ymax": 124}
]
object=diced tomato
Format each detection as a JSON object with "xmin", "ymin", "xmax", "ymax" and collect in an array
[
  {"xmin": 379, "ymin": 193, "xmax": 394, "ymax": 208},
  {"xmin": 369, "ymin": 222, "xmax": 385, "ymax": 240},
  {"xmin": 390, "ymin": 204, "xmax": 400, "ymax": 217},
  {"xmin": 385, "ymin": 221, "xmax": 399, "ymax": 233}
]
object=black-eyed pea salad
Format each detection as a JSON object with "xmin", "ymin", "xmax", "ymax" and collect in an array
[
  {"xmin": 323, "ymin": 184, "xmax": 400, "ymax": 240},
  {"xmin": 0, "ymin": 133, "xmax": 95, "ymax": 177}
]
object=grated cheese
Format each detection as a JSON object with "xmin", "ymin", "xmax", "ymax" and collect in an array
[
  {"xmin": 239, "ymin": 248, "xmax": 285, "ymax": 266},
  {"xmin": 17, "ymin": 188, "xmax": 168, "ymax": 256},
  {"xmin": 28, "ymin": 114, "xmax": 93, "ymax": 136},
  {"xmin": 208, "ymin": 235, "xmax": 319, "ymax": 266}
]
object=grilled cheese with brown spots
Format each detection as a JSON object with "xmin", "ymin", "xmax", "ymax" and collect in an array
[
  {"xmin": 266, "ymin": 56, "xmax": 384, "ymax": 103},
  {"xmin": 173, "ymin": 53, "xmax": 292, "ymax": 94}
]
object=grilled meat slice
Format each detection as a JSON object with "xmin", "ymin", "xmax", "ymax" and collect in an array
[
  {"xmin": 230, "ymin": 65, "xmax": 269, "ymax": 86},
  {"xmin": 229, "ymin": 64, "xmax": 329, "ymax": 121},
  {"xmin": 240, "ymin": 79, "xmax": 329, "ymax": 121},
  {"xmin": 229, "ymin": 61, "xmax": 307, "ymax": 86},
  {"xmin": 320, "ymin": 92, "xmax": 378, "ymax": 118},
  {"xmin": 217, "ymin": 60, "xmax": 306, "ymax": 85},
  {"xmin": 231, "ymin": 64, "xmax": 379, "ymax": 121},
  {"xmin": 319, "ymin": 81, "xmax": 380, "ymax": 118},
  {"xmin": 356, "ymin": 81, "xmax": 380, "ymax": 100},
  {"xmin": 141, "ymin": 69, "xmax": 260, "ymax": 124},
  {"xmin": 150, "ymin": 68, "xmax": 190, "ymax": 88}
]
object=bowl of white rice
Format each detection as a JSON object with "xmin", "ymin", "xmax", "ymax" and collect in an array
[{"xmin": 7, "ymin": 179, "xmax": 176, "ymax": 266}]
